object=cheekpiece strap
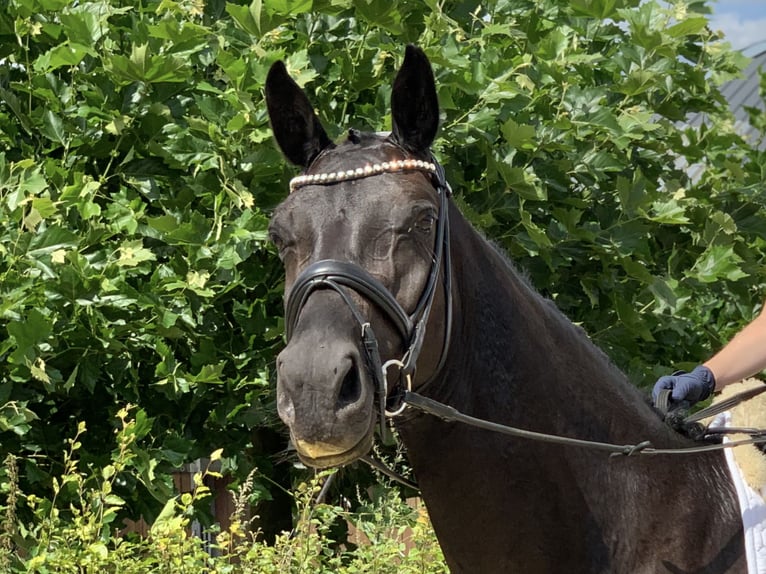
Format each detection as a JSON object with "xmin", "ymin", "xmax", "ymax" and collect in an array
[{"xmin": 289, "ymin": 159, "xmax": 437, "ymax": 193}]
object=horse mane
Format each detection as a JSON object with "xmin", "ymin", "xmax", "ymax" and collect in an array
[
  {"xmin": 468, "ymin": 221, "xmax": 719, "ymax": 442},
  {"xmin": 479, "ymin": 228, "xmax": 628, "ymax": 374}
]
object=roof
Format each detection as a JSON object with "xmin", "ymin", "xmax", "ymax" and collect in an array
[
  {"xmin": 685, "ymin": 49, "xmax": 766, "ymax": 151},
  {"xmin": 720, "ymin": 49, "xmax": 766, "ymax": 148},
  {"xmin": 678, "ymin": 49, "xmax": 765, "ymax": 180}
]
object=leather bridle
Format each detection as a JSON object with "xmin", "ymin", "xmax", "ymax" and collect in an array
[
  {"xmin": 279, "ymin": 147, "xmax": 766, "ymax": 494},
  {"xmin": 283, "ymin": 152, "xmax": 453, "ymax": 439}
]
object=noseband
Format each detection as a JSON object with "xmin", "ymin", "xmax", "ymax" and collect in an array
[{"xmin": 283, "ymin": 153, "xmax": 453, "ymax": 437}]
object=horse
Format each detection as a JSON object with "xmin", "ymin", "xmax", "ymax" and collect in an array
[{"xmin": 265, "ymin": 45, "xmax": 746, "ymax": 573}]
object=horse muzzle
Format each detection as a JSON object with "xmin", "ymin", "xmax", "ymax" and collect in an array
[{"xmin": 276, "ymin": 331, "xmax": 377, "ymax": 468}]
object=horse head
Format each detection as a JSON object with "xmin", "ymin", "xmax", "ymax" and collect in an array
[{"xmin": 266, "ymin": 46, "xmax": 451, "ymax": 469}]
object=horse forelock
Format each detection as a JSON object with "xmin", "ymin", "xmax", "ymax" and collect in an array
[{"xmin": 301, "ymin": 131, "xmax": 436, "ymax": 178}]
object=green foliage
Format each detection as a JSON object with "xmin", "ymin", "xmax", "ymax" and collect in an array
[
  {"xmin": 1, "ymin": 0, "xmax": 287, "ymax": 521},
  {"xmin": 1, "ymin": 414, "xmax": 447, "ymax": 572},
  {"xmin": 1, "ymin": 0, "xmax": 765, "ymax": 551}
]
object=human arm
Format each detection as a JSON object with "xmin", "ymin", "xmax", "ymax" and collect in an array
[
  {"xmin": 652, "ymin": 301, "xmax": 766, "ymax": 405},
  {"xmin": 703, "ymin": 303, "xmax": 766, "ymax": 390}
]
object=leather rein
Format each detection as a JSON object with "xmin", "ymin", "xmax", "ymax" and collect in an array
[{"xmin": 282, "ymin": 151, "xmax": 766, "ymax": 491}]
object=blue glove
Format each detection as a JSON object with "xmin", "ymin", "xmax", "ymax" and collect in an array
[{"xmin": 652, "ymin": 365, "xmax": 716, "ymax": 406}]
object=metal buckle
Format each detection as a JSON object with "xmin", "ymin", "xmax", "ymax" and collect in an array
[{"xmin": 382, "ymin": 359, "xmax": 412, "ymax": 417}]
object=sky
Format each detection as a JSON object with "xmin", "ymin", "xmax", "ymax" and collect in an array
[{"xmin": 708, "ymin": 0, "xmax": 766, "ymax": 54}]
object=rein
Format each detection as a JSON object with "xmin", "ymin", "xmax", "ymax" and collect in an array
[
  {"xmin": 346, "ymin": 386, "xmax": 766, "ymax": 496},
  {"xmin": 396, "ymin": 388, "xmax": 766, "ymax": 458}
]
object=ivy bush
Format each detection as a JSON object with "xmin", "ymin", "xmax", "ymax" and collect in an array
[{"xmin": 1, "ymin": 0, "xmax": 764, "ymax": 548}]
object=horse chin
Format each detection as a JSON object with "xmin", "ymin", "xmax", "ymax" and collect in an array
[{"xmin": 293, "ymin": 428, "xmax": 374, "ymax": 469}]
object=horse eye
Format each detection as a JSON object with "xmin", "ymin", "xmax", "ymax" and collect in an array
[
  {"xmin": 414, "ymin": 212, "xmax": 437, "ymax": 233},
  {"xmin": 269, "ymin": 230, "xmax": 290, "ymax": 257},
  {"xmin": 268, "ymin": 230, "xmax": 282, "ymax": 248}
]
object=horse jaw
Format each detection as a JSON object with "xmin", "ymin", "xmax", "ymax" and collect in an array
[
  {"xmin": 292, "ymin": 430, "xmax": 375, "ymax": 469},
  {"xmin": 280, "ymin": 394, "xmax": 377, "ymax": 469}
]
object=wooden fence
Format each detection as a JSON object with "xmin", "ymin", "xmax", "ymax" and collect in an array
[{"xmin": 121, "ymin": 458, "xmax": 235, "ymax": 547}]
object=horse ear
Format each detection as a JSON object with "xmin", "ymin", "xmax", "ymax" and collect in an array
[
  {"xmin": 265, "ymin": 61, "xmax": 333, "ymax": 167},
  {"xmin": 391, "ymin": 45, "xmax": 439, "ymax": 154}
]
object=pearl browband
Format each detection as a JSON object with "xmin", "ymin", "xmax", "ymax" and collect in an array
[{"xmin": 289, "ymin": 159, "xmax": 437, "ymax": 193}]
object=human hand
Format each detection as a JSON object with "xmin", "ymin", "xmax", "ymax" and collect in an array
[{"xmin": 652, "ymin": 365, "xmax": 716, "ymax": 406}]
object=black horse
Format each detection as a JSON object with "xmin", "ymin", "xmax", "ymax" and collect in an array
[{"xmin": 265, "ymin": 45, "xmax": 745, "ymax": 573}]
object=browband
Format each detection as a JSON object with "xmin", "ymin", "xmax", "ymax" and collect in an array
[{"xmin": 289, "ymin": 159, "xmax": 437, "ymax": 193}]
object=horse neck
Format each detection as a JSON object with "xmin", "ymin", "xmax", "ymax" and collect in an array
[
  {"xmin": 396, "ymin": 209, "xmax": 742, "ymax": 573},
  {"xmin": 433, "ymin": 208, "xmax": 684, "ymax": 448}
]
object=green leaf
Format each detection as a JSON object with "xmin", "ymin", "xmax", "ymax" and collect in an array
[
  {"xmin": 265, "ymin": 0, "xmax": 312, "ymax": 15},
  {"xmin": 226, "ymin": 2, "xmax": 262, "ymax": 36},
  {"xmin": 37, "ymin": 0, "xmax": 71, "ymax": 8},
  {"xmin": 0, "ymin": 402, "xmax": 39, "ymax": 435},
  {"xmin": 34, "ymin": 42, "xmax": 96, "ymax": 72},
  {"xmin": 188, "ymin": 363, "xmax": 225, "ymax": 384},
  {"xmin": 18, "ymin": 166, "xmax": 48, "ymax": 197},
  {"xmin": 501, "ymin": 118, "xmax": 536, "ymax": 149},
  {"xmin": 7, "ymin": 309, "xmax": 52, "ymax": 366},
  {"xmin": 645, "ymin": 199, "xmax": 690, "ymax": 224},
  {"xmin": 32, "ymin": 197, "xmax": 57, "ymax": 218},
  {"xmin": 649, "ymin": 277, "xmax": 683, "ymax": 314},
  {"xmin": 690, "ymin": 245, "xmax": 748, "ymax": 284},
  {"xmin": 354, "ymin": 0, "xmax": 402, "ymax": 33},
  {"xmin": 570, "ymin": 0, "xmax": 618, "ymax": 19},
  {"xmin": 619, "ymin": 257, "xmax": 653, "ymax": 283},
  {"xmin": 106, "ymin": 44, "xmax": 189, "ymax": 84},
  {"xmin": 616, "ymin": 174, "xmax": 647, "ymax": 216},
  {"xmin": 581, "ymin": 149, "xmax": 626, "ymax": 173},
  {"xmin": 40, "ymin": 110, "xmax": 66, "ymax": 144},
  {"xmin": 152, "ymin": 497, "xmax": 179, "ymax": 527},
  {"xmin": 613, "ymin": 295, "xmax": 654, "ymax": 341},
  {"xmin": 102, "ymin": 494, "xmax": 125, "ymax": 506},
  {"xmin": 117, "ymin": 240, "xmax": 157, "ymax": 267},
  {"xmin": 519, "ymin": 208, "xmax": 553, "ymax": 250},
  {"xmin": 497, "ymin": 165, "xmax": 546, "ymax": 201},
  {"xmin": 147, "ymin": 19, "xmax": 209, "ymax": 49},
  {"xmin": 666, "ymin": 17, "xmax": 707, "ymax": 38},
  {"xmin": 59, "ymin": 3, "xmax": 112, "ymax": 44},
  {"xmin": 617, "ymin": 69, "xmax": 655, "ymax": 97}
]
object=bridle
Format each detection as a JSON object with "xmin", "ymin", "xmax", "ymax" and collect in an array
[
  {"xmin": 279, "ymin": 145, "xmax": 766, "ymax": 493},
  {"xmin": 283, "ymin": 151, "xmax": 453, "ymax": 441}
]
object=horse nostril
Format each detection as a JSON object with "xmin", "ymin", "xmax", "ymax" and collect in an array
[{"xmin": 337, "ymin": 364, "xmax": 362, "ymax": 409}]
